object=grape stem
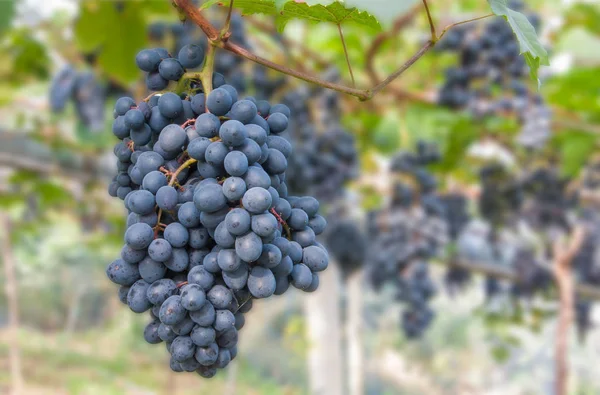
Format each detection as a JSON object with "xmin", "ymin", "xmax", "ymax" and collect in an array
[
  {"xmin": 154, "ymin": 158, "xmax": 199, "ymax": 237},
  {"xmin": 270, "ymin": 208, "xmax": 292, "ymax": 240},
  {"xmin": 172, "ymin": 0, "xmax": 493, "ymax": 101}
]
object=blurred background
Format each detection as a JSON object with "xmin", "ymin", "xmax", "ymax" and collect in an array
[{"xmin": 2, "ymin": 0, "xmax": 600, "ymax": 394}]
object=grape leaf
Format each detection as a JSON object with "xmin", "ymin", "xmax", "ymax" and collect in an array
[
  {"xmin": 75, "ymin": 2, "xmax": 146, "ymax": 85},
  {"xmin": 487, "ymin": 0, "xmax": 549, "ymax": 84},
  {"xmin": 0, "ymin": 1, "xmax": 15, "ymax": 36},
  {"xmin": 201, "ymin": 0, "xmax": 381, "ymax": 32},
  {"xmin": 563, "ymin": 3, "xmax": 600, "ymax": 36}
]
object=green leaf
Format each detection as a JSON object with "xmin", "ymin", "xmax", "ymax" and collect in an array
[
  {"xmin": 372, "ymin": 112, "xmax": 401, "ymax": 154},
  {"xmin": 201, "ymin": 0, "xmax": 381, "ymax": 33},
  {"xmin": 487, "ymin": 0, "xmax": 549, "ymax": 83},
  {"xmin": 75, "ymin": 2, "xmax": 147, "ymax": 85},
  {"xmin": 552, "ymin": 131, "xmax": 597, "ymax": 177},
  {"xmin": 545, "ymin": 67, "xmax": 600, "ymax": 116},
  {"xmin": 564, "ymin": 3, "xmax": 600, "ymax": 36},
  {"xmin": 0, "ymin": 1, "xmax": 15, "ymax": 36}
]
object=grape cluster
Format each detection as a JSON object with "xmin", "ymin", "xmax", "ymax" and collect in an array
[
  {"xmin": 282, "ymin": 85, "xmax": 359, "ymax": 202},
  {"xmin": 107, "ymin": 46, "xmax": 329, "ymax": 377},
  {"xmin": 436, "ymin": 3, "xmax": 551, "ymax": 148},
  {"xmin": 49, "ymin": 66, "xmax": 106, "ymax": 131},
  {"xmin": 440, "ymin": 193, "xmax": 472, "ymax": 292},
  {"xmin": 367, "ymin": 142, "xmax": 448, "ymax": 337},
  {"xmin": 478, "ymin": 163, "xmax": 523, "ymax": 226},
  {"xmin": 324, "ymin": 208, "xmax": 367, "ymax": 276}
]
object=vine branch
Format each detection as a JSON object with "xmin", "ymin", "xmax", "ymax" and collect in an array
[{"xmin": 171, "ymin": 0, "xmax": 485, "ymax": 101}]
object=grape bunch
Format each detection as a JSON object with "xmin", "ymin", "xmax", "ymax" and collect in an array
[
  {"xmin": 49, "ymin": 66, "xmax": 107, "ymax": 132},
  {"xmin": 282, "ymin": 86, "xmax": 359, "ymax": 202},
  {"xmin": 440, "ymin": 193, "xmax": 472, "ymax": 292},
  {"xmin": 106, "ymin": 45, "xmax": 329, "ymax": 378},
  {"xmin": 367, "ymin": 142, "xmax": 448, "ymax": 337},
  {"xmin": 324, "ymin": 206, "xmax": 367, "ymax": 277},
  {"xmin": 436, "ymin": 3, "xmax": 551, "ymax": 148}
]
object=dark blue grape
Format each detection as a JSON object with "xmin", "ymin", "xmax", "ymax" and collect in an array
[
  {"xmin": 225, "ymin": 208, "xmax": 251, "ymax": 236},
  {"xmin": 235, "ymin": 231, "xmax": 263, "ymax": 262},
  {"xmin": 164, "ymin": 222, "xmax": 189, "ymax": 248},
  {"xmin": 195, "ymin": 113, "xmax": 221, "ymax": 138},
  {"xmin": 191, "ymin": 325, "xmax": 216, "ymax": 347},
  {"xmin": 115, "ymin": 97, "xmax": 135, "ymax": 116},
  {"xmin": 130, "ymin": 124, "xmax": 152, "ymax": 146},
  {"xmin": 291, "ymin": 263, "xmax": 312, "ymax": 290},
  {"xmin": 106, "ymin": 258, "xmax": 140, "ymax": 286},
  {"xmin": 156, "ymin": 186, "xmax": 179, "ymax": 211},
  {"xmin": 187, "ymin": 265, "xmax": 215, "ymax": 291},
  {"xmin": 221, "ymin": 263, "xmax": 249, "ymax": 291},
  {"xmin": 213, "ymin": 309, "xmax": 235, "ymax": 332},
  {"xmin": 222, "ymin": 177, "xmax": 247, "ymax": 202},
  {"xmin": 149, "ymin": 106, "xmax": 170, "ymax": 132},
  {"xmin": 302, "ymin": 245, "xmax": 328, "ymax": 272},
  {"xmin": 248, "ymin": 266, "xmax": 276, "ymax": 298},
  {"xmin": 257, "ymin": 244, "xmax": 282, "ymax": 269},
  {"xmin": 181, "ymin": 283, "xmax": 207, "ymax": 311},
  {"xmin": 219, "ymin": 120, "xmax": 247, "ymax": 147},
  {"xmin": 251, "ymin": 213, "xmax": 278, "ymax": 237},
  {"xmin": 190, "ymin": 301, "xmax": 216, "ymax": 326},
  {"xmin": 170, "ymin": 336, "xmax": 195, "ymax": 362},
  {"xmin": 243, "ymin": 166, "xmax": 271, "ymax": 190},
  {"xmin": 144, "ymin": 320, "xmax": 162, "ymax": 344},
  {"xmin": 189, "ymin": 227, "xmax": 210, "ymax": 249},
  {"xmin": 136, "ymin": 49, "xmax": 162, "ymax": 72},
  {"xmin": 217, "ymin": 249, "xmax": 242, "ymax": 272},
  {"xmin": 142, "ymin": 171, "xmax": 168, "ymax": 194},
  {"xmin": 191, "ymin": 93, "xmax": 205, "ymax": 115},
  {"xmin": 139, "ymin": 256, "xmax": 167, "ymax": 282},
  {"xmin": 292, "ymin": 227, "xmax": 316, "ymax": 247},
  {"xmin": 194, "ymin": 183, "xmax": 227, "ymax": 213},
  {"xmin": 178, "ymin": 201, "xmax": 200, "ymax": 228},
  {"xmin": 178, "ymin": 44, "xmax": 204, "ymax": 69},
  {"xmin": 127, "ymin": 280, "xmax": 152, "ymax": 313},
  {"xmin": 224, "ymin": 151, "xmax": 248, "ymax": 177},
  {"xmin": 159, "ymin": 324, "xmax": 178, "ymax": 344},
  {"xmin": 165, "ymin": 248, "xmax": 189, "ymax": 272},
  {"xmin": 159, "ymin": 58, "xmax": 185, "ymax": 81},
  {"xmin": 148, "ymin": 238, "xmax": 173, "ymax": 262},
  {"xmin": 159, "ymin": 124, "xmax": 187, "ymax": 152},
  {"xmin": 146, "ymin": 279, "xmax": 177, "ymax": 305},
  {"xmin": 266, "ymin": 135, "xmax": 292, "ymax": 158},
  {"xmin": 206, "ymin": 88, "xmax": 233, "ymax": 116},
  {"xmin": 125, "ymin": 223, "xmax": 154, "ymax": 250},
  {"xmin": 121, "ymin": 244, "xmax": 146, "ymax": 264},
  {"xmin": 230, "ymin": 100, "xmax": 257, "ymax": 124},
  {"xmin": 214, "ymin": 222, "xmax": 236, "ymax": 248},
  {"xmin": 288, "ymin": 208, "xmax": 309, "ymax": 230},
  {"xmin": 219, "ymin": 84, "xmax": 238, "ymax": 103},
  {"xmin": 160, "ymin": 295, "xmax": 187, "ymax": 325},
  {"xmin": 146, "ymin": 72, "xmax": 169, "ymax": 91},
  {"xmin": 158, "ymin": 92, "xmax": 184, "ymax": 119},
  {"xmin": 267, "ymin": 112, "xmax": 288, "ymax": 134},
  {"xmin": 194, "ymin": 342, "xmax": 219, "ymax": 366},
  {"xmin": 207, "ymin": 285, "xmax": 233, "ymax": 309},
  {"xmin": 237, "ymin": 139, "xmax": 262, "ymax": 164},
  {"xmin": 242, "ymin": 187, "xmax": 272, "ymax": 214},
  {"xmin": 269, "ymin": 103, "xmax": 291, "ymax": 118}
]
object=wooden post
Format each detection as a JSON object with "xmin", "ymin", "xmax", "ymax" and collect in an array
[
  {"xmin": 346, "ymin": 269, "xmax": 364, "ymax": 395},
  {"xmin": 1, "ymin": 214, "xmax": 24, "ymax": 395},
  {"xmin": 304, "ymin": 262, "xmax": 343, "ymax": 395}
]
